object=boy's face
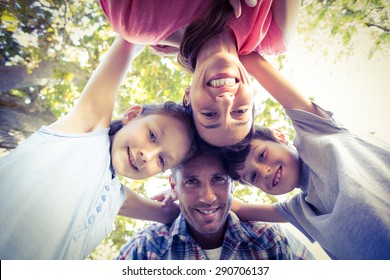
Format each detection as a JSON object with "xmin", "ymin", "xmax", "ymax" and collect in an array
[
  {"xmin": 237, "ymin": 138, "xmax": 300, "ymax": 195},
  {"xmin": 111, "ymin": 110, "xmax": 191, "ymax": 180}
]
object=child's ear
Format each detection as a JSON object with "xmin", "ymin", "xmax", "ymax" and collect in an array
[
  {"xmin": 168, "ymin": 175, "xmax": 179, "ymax": 199},
  {"xmin": 272, "ymin": 129, "xmax": 289, "ymax": 145},
  {"xmin": 122, "ymin": 105, "xmax": 143, "ymax": 125},
  {"xmin": 183, "ymin": 86, "xmax": 191, "ymax": 106}
]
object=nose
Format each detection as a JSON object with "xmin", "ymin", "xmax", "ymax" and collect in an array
[
  {"xmin": 138, "ymin": 148, "xmax": 158, "ymax": 168},
  {"xmin": 215, "ymin": 92, "xmax": 235, "ymax": 107},
  {"xmin": 261, "ymin": 165, "xmax": 271, "ymax": 180},
  {"xmin": 199, "ymin": 183, "xmax": 217, "ymax": 204}
]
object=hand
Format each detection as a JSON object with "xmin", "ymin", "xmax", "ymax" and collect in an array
[
  {"xmin": 151, "ymin": 188, "xmax": 178, "ymax": 208},
  {"xmin": 229, "ymin": 0, "xmax": 258, "ymax": 18},
  {"xmin": 149, "ymin": 44, "xmax": 179, "ymax": 57}
]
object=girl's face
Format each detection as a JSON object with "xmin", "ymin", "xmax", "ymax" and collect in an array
[
  {"xmin": 186, "ymin": 52, "xmax": 253, "ymax": 147},
  {"xmin": 111, "ymin": 108, "xmax": 191, "ymax": 180},
  {"xmin": 237, "ymin": 138, "xmax": 300, "ymax": 195}
]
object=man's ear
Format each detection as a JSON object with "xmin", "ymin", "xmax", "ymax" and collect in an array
[
  {"xmin": 122, "ymin": 105, "xmax": 143, "ymax": 125},
  {"xmin": 183, "ymin": 86, "xmax": 191, "ymax": 107},
  {"xmin": 272, "ymin": 128, "xmax": 289, "ymax": 145},
  {"xmin": 168, "ymin": 175, "xmax": 179, "ymax": 199}
]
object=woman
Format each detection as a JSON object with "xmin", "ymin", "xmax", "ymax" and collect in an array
[{"xmin": 99, "ymin": 0, "xmax": 300, "ymax": 146}]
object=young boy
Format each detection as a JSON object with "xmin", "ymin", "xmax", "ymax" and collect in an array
[{"xmin": 228, "ymin": 52, "xmax": 390, "ymax": 260}]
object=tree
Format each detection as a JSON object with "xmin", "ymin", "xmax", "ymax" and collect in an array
[{"xmin": 0, "ymin": 0, "xmax": 389, "ymax": 259}]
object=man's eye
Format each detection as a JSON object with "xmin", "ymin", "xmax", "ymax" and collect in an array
[
  {"xmin": 213, "ymin": 175, "xmax": 229, "ymax": 184},
  {"xmin": 201, "ymin": 112, "xmax": 217, "ymax": 118},
  {"xmin": 149, "ymin": 130, "xmax": 156, "ymax": 143},
  {"xmin": 258, "ymin": 151, "xmax": 266, "ymax": 162},
  {"xmin": 185, "ymin": 179, "xmax": 199, "ymax": 186}
]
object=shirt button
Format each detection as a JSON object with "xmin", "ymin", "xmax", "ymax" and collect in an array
[
  {"xmin": 101, "ymin": 195, "xmax": 106, "ymax": 202},
  {"xmin": 105, "ymin": 185, "xmax": 110, "ymax": 191},
  {"xmin": 96, "ymin": 206, "xmax": 102, "ymax": 213},
  {"xmin": 88, "ymin": 216, "xmax": 95, "ymax": 224}
]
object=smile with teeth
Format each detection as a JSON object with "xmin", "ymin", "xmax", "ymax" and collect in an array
[
  {"xmin": 127, "ymin": 147, "xmax": 138, "ymax": 171},
  {"xmin": 272, "ymin": 167, "xmax": 282, "ymax": 187},
  {"xmin": 197, "ymin": 208, "xmax": 218, "ymax": 215},
  {"xmin": 208, "ymin": 77, "xmax": 237, "ymax": 88}
]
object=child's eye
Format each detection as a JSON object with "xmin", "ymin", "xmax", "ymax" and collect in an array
[
  {"xmin": 158, "ymin": 155, "xmax": 166, "ymax": 170},
  {"xmin": 251, "ymin": 172, "xmax": 257, "ymax": 184},
  {"xmin": 258, "ymin": 151, "xmax": 266, "ymax": 162},
  {"xmin": 149, "ymin": 130, "xmax": 156, "ymax": 142}
]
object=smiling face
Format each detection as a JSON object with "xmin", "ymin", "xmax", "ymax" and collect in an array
[
  {"xmin": 171, "ymin": 154, "xmax": 233, "ymax": 242},
  {"xmin": 111, "ymin": 108, "xmax": 191, "ymax": 180},
  {"xmin": 238, "ymin": 138, "xmax": 301, "ymax": 195},
  {"xmin": 186, "ymin": 52, "xmax": 254, "ymax": 147}
]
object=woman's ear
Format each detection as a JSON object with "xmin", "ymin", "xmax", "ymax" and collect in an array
[
  {"xmin": 122, "ymin": 105, "xmax": 143, "ymax": 125},
  {"xmin": 272, "ymin": 128, "xmax": 289, "ymax": 145},
  {"xmin": 183, "ymin": 86, "xmax": 191, "ymax": 106}
]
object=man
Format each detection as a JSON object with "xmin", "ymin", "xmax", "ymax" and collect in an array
[{"xmin": 117, "ymin": 152, "xmax": 314, "ymax": 260}]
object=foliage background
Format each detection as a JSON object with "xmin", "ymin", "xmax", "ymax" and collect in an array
[{"xmin": 0, "ymin": 0, "xmax": 389, "ymax": 259}]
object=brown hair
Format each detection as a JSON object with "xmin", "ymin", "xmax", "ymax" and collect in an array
[
  {"xmin": 109, "ymin": 101, "xmax": 199, "ymax": 164},
  {"xmin": 178, "ymin": 0, "xmax": 233, "ymax": 72}
]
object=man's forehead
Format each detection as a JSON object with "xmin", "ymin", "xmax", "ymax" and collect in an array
[{"xmin": 180, "ymin": 155, "xmax": 225, "ymax": 176}]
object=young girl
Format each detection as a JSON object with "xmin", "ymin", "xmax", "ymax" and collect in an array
[
  {"xmin": 227, "ymin": 52, "xmax": 390, "ymax": 260},
  {"xmin": 0, "ymin": 37, "xmax": 197, "ymax": 259},
  {"xmin": 99, "ymin": 0, "xmax": 301, "ymax": 147}
]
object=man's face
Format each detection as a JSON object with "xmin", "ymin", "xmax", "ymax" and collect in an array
[{"xmin": 171, "ymin": 154, "xmax": 233, "ymax": 240}]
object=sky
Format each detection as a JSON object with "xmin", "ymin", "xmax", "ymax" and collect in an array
[{"xmin": 280, "ymin": 31, "xmax": 390, "ymax": 144}]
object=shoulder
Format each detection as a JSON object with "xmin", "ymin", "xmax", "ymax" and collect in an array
[{"xmin": 117, "ymin": 222, "xmax": 173, "ymax": 260}]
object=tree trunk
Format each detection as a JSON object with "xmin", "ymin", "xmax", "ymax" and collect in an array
[{"xmin": 0, "ymin": 61, "xmax": 89, "ymax": 92}]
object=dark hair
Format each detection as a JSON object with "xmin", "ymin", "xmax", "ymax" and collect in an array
[
  {"xmin": 223, "ymin": 124, "xmax": 280, "ymax": 183},
  {"xmin": 178, "ymin": 0, "xmax": 233, "ymax": 72},
  {"xmin": 109, "ymin": 101, "xmax": 198, "ymax": 165},
  {"xmin": 170, "ymin": 141, "xmax": 226, "ymax": 183}
]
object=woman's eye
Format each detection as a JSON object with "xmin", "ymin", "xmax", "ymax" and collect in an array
[
  {"xmin": 258, "ymin": 151, "xmax": 266, "ymax": 162},
  {"xmin": 149, "ymin": 130, "xmax": 156, "ymax": 142},
  {"xmin": 201, "ymin": 112, "xmax": 217, "ymax": 118},
  {"xmin": 232, "ymin": 108, "xmax": 248, "ymax": 115}
]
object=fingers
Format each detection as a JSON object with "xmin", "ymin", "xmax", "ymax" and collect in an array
[
  {"xmin": 244, "ymin": 0, "xmax": 257, "ymax": 7},
  {"xmin": 229, "ymin": 0, "xmax": 242, "ymax": 18}
]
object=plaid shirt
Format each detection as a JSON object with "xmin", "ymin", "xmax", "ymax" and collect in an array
[{"xmin": 117, "ymin": 212, "xmax": 314, "ymax": 260}]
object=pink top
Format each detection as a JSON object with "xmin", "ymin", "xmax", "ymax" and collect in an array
[{"xmin": 99, "ymin": 0, "xmax": 286, "ymax": 55}]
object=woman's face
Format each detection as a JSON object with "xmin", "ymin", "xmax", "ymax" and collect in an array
[{"xmin": 187, "ymin": 52, "xmax": 253, "ymax": 147}]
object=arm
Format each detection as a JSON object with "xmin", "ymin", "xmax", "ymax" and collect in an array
[
  {"xmin": 232, "ymin": 198, "xmax": 287, "ymax": 222},
  {"xmin": 271, "ymin": 0, "xmax": 301, "ymax": 45},
  {"xmin": 50, "ymin": 37, "xmax": 145, "ymax": 133},
  {"xmin": 118, "ymin": 186, "xmax": 180, "ymax": 224},
  {"xmin": 240, "ymin": 52, "xmax": 324, "ymax": 117}
]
